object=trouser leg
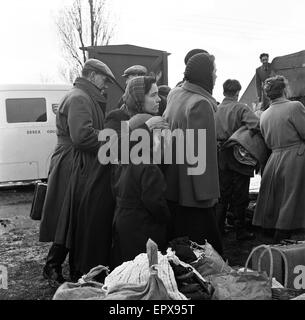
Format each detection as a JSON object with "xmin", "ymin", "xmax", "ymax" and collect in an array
[
  {"xmin": 43, "ymin": 243, "xmax": 68, "ymax": 284},
  {"xmin": 217, "ymin": 167, "xmax": 233, "ymax": 233},
  {"xmin": 231, "ymin": 172, "xmax": 250, "ymax": 227},
  {"xmin": 45, "ymin": 243, "xmax": 69, "ymax": 271},
  {"xmin": 216, "ymin": 202, "xmax": 228, "ymax": 234},
  {"xmin": 231, "ymin": 172, "xmax": 255, "ymax": 240}
]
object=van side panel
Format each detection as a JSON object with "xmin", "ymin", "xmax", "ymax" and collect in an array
[{"xmin": 0, "ymin": 87, "xmax": 69, "ymax": 183}]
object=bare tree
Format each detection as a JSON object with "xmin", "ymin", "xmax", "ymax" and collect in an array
[{"xmin": 56, "ymin": 0, "xmax": 114, "ymax": 83}]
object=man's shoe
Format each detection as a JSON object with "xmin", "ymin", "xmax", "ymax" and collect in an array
[
  {"xmin": 236, "ymin": 229, "xmax": 256, "ymax": 241},
  {"xmin": 43, "ymin": 265, "xmax": 65, "ymax": 286}
]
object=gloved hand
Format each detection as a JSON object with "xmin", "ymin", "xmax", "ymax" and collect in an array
[
  {"xmin": 145, "ymin": 116, "xmax": 169, "ymax": 131},
  {"xmin": 128, "ymin": 113, "xmax": 153, "ymax": 130}
]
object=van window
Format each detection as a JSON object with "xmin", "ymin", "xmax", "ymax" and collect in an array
[{"xmin": 6, "ymin": 98, "xmax": 47, "ymax": 123}]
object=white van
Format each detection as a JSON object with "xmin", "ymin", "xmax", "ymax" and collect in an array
[{"xmin": 0, "ymin": 84, "xmax": 71, "ymax": 184}]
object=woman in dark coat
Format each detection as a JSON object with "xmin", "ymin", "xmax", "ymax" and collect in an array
[
  {"xmin": 71, "ymin": 76, "xmax": 169, "ymax": 275},
  {"xmin": 253, "ymin": 76, "xmax": 305, "ymax": 242},
  {"xmin": 112, "ymin": 161, "xmax": 171, "ymax": 267},
  {"xmin": 109, "ymin": 76, "xmax": 171, "ymax": 267}
]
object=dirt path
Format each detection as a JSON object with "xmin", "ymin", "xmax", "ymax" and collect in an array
[{"xmin": 0, "ymin": 187, "xmax": 58, "ymax": 299}]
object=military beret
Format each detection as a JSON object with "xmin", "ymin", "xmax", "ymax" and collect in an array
[
  {"xmin": 122, "ymin": 65, "xmax": 148, "ymax": 78},
  {"xmin": 83, "ymin": 59, "xmax": 116, "ymax": 83}
]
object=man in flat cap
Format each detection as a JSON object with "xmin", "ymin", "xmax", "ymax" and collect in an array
[
  {"xmin": 122, "ymin": 65, "xmax": 148, "ymax": 85},
  {"xmin": 40, "ymin": 59, "xmax": 116, "ymax": 284},
  {"xmin": 115, "ymin": 65, "xmax": 148, "ymax": 109}
]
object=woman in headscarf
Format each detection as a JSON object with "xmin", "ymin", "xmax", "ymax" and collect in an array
[
  {"xmin": 110, "ymin": 76, "xmax": 171, "ymax": 267},
  {"xmin": 253, "ymin": 75, "xmax": 305, "ymax": 242}
]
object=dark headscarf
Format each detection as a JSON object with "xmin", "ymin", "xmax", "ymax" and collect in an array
[{"xmin": 184, "ymin": 52, "xmax": 215, "ymax": 94}]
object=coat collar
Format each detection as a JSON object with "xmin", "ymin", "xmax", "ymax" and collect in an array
[
  {"xmin": 74, "ymin": 77, "xmax": 106, "ymax": 104},
  {"xmin": 270, "ymin": 97, "xmax": 290, "ymax": 105},
  {"xmin": 182, "ymin": 81, "xmax": 217, "ymax": 111},
  {"xmin": 221, "ymin": 96, "xmax": 238, "ymax": 104}
]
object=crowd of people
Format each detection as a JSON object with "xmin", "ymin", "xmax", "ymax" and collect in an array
[{"xmin": 39, "ymin": 49, "xmax": 305, "ymax": 285}]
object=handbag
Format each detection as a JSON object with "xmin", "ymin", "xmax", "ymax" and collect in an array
[
  {"xmin": 209, "ymin": 245, "xmax": 274, "ymax": 300},
  {"xmin": 250, "ymin": 241, "xmax": 305, "ymax": 288},
  {"xmin": 53, "ymin": 265, "xmax": 109, "ymax": 300},
  {"xmin": 246, "ymin": 244, "xmax": 305, "ymax": 299},
  {"xmin": 30, "ymin": 182, "xmax": 47, "ymax": 220}
]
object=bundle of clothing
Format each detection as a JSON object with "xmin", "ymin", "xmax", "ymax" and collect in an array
[
  {"xmin": 53, "ymin": 238, "xmax": 232, "ymax": 300},
  {"xmin": 54, "ymin": 237, "xmax": 296, "ymax": 300}
]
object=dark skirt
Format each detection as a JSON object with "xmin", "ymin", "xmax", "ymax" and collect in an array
[{"xmin": 167, "ymin": 201, "xmax": 223, "ymax": 256}]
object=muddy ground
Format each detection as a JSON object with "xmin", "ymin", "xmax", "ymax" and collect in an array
[{"xmin": 0, "ymin": 185, "xmax": 303, "ymax": 300}]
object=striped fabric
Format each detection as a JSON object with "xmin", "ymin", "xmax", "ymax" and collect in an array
[
  {"xmin": 104, "ymin": 252, "xmax": 187, "ymax": 300},
  {"xmin": 122, "ymin": 76, "xmax": 146, "ymax": 115}
]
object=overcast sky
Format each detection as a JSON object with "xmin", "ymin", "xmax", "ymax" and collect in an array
[{"xmin": 0, "ymin": 0, "xmax": 305, "ymax": 101}]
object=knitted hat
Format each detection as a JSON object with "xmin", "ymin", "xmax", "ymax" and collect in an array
[
  {"xmin": 184, "ymin": 53, "xmax": 215, "ymax": 94},
  {"xmin": 184, "ymin": 49, "xmax": 208, "ymax": 65},
  {"xmin": 122, "ymin": 76, "xmax": 146, "ymax": 115}
]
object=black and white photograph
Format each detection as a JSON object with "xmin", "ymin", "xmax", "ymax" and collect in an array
[{"xmin": 1, "ymin": 0, "xmax": 305, "ymax": 308}]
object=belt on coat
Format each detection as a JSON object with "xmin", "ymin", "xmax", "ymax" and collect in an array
[
  {"xmin": 272, "ymin": 142, "xmax": 305, "ymax": 155},
  {"xmin": 57, "ymin": 136, "xmax": 73, "ymax": 146}
]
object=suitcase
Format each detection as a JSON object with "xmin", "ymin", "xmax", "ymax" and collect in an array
[
  {"xmin": 250, "ymin": 241, "xmax": 305, "ymax": 288},
  {"xmin": 30, "ymin": 182, "xmax": 47, "ymax": 220}
]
